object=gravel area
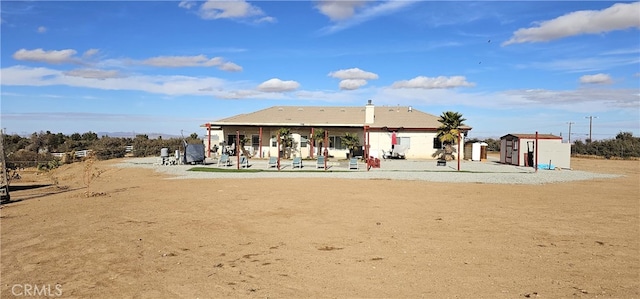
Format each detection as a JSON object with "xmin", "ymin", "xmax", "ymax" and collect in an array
[{"xmin": 115, "ymin": 156, "xmax": 620, "ymax": 185}]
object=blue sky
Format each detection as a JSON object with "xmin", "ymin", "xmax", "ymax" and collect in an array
[{"xmin": 1, "ymin": 1, "xmax": 639, "ymax": 140}]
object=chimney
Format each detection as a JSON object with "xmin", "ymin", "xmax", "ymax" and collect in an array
[
  {"xmin": 365, "ymin": 100, "xmax": 374, "ymax": 124},
  {"xmin": 408, "ymin": 106, "xmax": 413, "ymax": 112}
]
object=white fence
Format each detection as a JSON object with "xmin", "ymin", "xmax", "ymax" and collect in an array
[{"xmin": 51, "ymin": 150, "xmax": 92, "ymax": 158}]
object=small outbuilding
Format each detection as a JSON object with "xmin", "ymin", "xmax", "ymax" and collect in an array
[
  {"xmin": 500, "ymin": 133, "xmax": 571, "ymax": 169},
  {"xmin": 464, "ymin": 142, "xmax": 488, "ymax": 161}
]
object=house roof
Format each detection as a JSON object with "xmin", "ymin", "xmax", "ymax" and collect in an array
[
  {"xmin": 501, "ymin": 133, "xmax": 562, "ymax": 140},
  {"xmin": 205, "ymin": 105, "xmax": 472, "ymax": 130}
]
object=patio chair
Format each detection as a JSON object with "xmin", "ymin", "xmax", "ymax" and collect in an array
[
  {"xmin": 292, "ymin": 157, "xmax": 303, "ymax": 169},
  {"xmin": 217, "ymin": 154, "xmax": 231, "ymax": 167},
  {"xmin": 349, "ymin": 157, "xmax": 359, "ymax": 170},
  {"xmin": 267, "ymin": 157, "xmax": 278, "ymax": 168},
  {"xmin": 316, "ymin": 156, "xmax": 325, "ymax": 169}
]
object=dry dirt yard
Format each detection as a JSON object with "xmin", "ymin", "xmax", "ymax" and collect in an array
[{"xmin": 1, "ymin": 157, "xmax": 638, "ymax": 298}]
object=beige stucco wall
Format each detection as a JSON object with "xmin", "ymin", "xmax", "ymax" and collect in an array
[{"xmin": 368, "ymin": 131, "xmax": 464, "ymax": 160}]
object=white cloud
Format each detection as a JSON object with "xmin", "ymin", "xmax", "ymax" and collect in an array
[
  {"xmin": 315, "ymin": 1, "xmax": 368, "ymax": 21},
  {"xmin": 218, "ymin": 62, "xmax": 243, "ymax": 72},
  {"xmin": 257, "ymin": 78, "xmax": 300, "ymax": 92},
  {"xmin": 372, "ymin": 85, "xmax": 639, "ymax": 113},
  {"xmin": 501, "ymin": 88, "xmax": 639, "ymax": 110},
  {"xmin": 580, "ymin": 73, "xmax": 612, "ymax": 84},
  {"xmin": 141, "ymin": 55, "xmax": 242, "ymax": 71},
  {"xmin": 600, "ymin": 47, "xmax": 640, "ymax": 56},
  {"xmin": 37, "ymin": 26, "xmax": 47, "ymax": 33},
  {"xmin": 143, "ymin": 55, "xmax": 213, "ymax": 67},
  {"xmin": 13, "ymin": 48, "xmax": 79, "ymax": 64},
  {"xmin": 503, "ymin": 2, "xmax": 640, "ymax": 46},
  {"xmin": 328, "ymin": 67, "xmax": 378, "ymax": 80},
  {"xmin": 318, "ymin": 0, "xmax": 417, "ymax": 34},
  {"xmin": 339, "ymin": 79, "xmax": 368, "ymax": 90},
  {"xmin": 328, "ymin": 67, "xmax": 378, "ymax": 90},
  {"xmin": 83, "ymin": 49, "xmax": 99, "ymax": 58},
  {"xmin": 200, "ymin": 0, "xmax": 262, "ymax": 19},
  {"xmin": 178, "ymin": 0, "xmax": 195, "ymax": 9},
  {"xmin": 391, "ymin": 76, "xmax": 475, "ymax": 89},
  {"xmin": 215, "ymin": 89, "xmax": 261, "ymax": 99},
  {"xmin": 518, "ymin": 56, "xmax": 640, "ymax": 73},
  {"xmin": 256, "ymin": 16, "xmax": 277, "ymax": 24},
  {"xmin": 180, "ymin": 0, "xmax": 276, "ymax": 23},
  {"xmin": 0, "ymin": 65, "xmax": 230, "ymax": 96},
  {"xmin": 2, "ymin": 65, "xmax": 638, "ymax": 113},
  {"xmin": 63, "ymin": 69, "xmax": 123, "ymax": 80}
]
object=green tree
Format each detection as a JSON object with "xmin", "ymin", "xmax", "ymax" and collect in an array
[
  {"xmin": 341, "ymin": 132, "xmax": 360, "ymax": 159},
  {"xmin": 436, "ymin": 111, "xmax": 466, "ymax": 160},
  {"xmin": 3, "ymin": 134, "xmax": 29, "ymax": 155},
  {"xmin": 237, "ymin": 136, "xmax": 251, "ymax": 157},
  {"xmin": 81, "ymin": 131, "xmax": 99, "ymax": 142},
  {"xmin": 132, "ymin": 134, "xmax": 152, "ymax": 157},
  {"xmin": 277, "ymin": 128, "xmax": 295, "ymax": 158},
  {"xmin": 91, "ymin": 136, "xmax": 127, "ymax": 160},
  {"xmin": 27, "ymin": 131, "xmax": 47, "ymax": 154},
  {"xmin": 312, "ymin": 128, "xmax": 325, "ymax": 157}
]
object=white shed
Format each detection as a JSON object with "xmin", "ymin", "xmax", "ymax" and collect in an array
[
  {"xmin": 464, "ymin": 142, "xmax": 488, "ymax": 161},
  {"xmin": 500, "ymin": 133, "xmax": 571, "ymax": 169}
]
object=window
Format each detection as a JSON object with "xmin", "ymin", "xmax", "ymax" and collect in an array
[
  {"xmin": 227, "ymin": 134, "xmax": 244, "ymax": 146},
  {"xmin": 433, "ymin": 137, "xmax": 442, "ymax": 149},
  {"xmin": 329, "ymin": 136, "xmax": 345, "ymax": 149},
  {"xmin": 251, "ymin": 135, "xmax": 260, "ymax": 146},
  {"xmin": 398, "ymin": 137, "xmax": 410, "ymax": 148},
  {"xmin": 300, "ymin": 136, "xmax": 308, "ymax": 147},
  {"xmin": 271, "ymin": 136, "xmax": 277, "ymax": 147}
]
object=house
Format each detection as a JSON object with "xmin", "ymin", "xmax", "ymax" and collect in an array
[
  {"xmin": 500, "ymin": 133, "xmax": 571, "ymax": 169},
  {"xmin": 201, "ymin": 101, "xmax": 472, "ymax": 160}
]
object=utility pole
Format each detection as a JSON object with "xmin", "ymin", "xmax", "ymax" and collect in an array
[
  {"xmin": 567, "ymin": 122, "xmax": 575, "ymax": 143},
  {"xmin": 585, "ymin": 116, "xmax": 598, "ymax": 142}
]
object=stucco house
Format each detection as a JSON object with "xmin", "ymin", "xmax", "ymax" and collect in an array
[{"xmin": 201, "ymin": 101, "xmax": 472, "ymax": 160}]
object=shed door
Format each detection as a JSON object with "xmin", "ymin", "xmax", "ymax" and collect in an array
[{"xmin": 505, "ymin": 140, "xmax": 513, "ymax": 164}]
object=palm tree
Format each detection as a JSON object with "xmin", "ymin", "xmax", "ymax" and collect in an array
[
  {"xmin": 340, "ymin": 132, "xmax": 360, "ymax": 159},
  {"xmin": 312, "ymin": 128, "xmax": 325, "ymax": 157},
  {"xmin": 436, "ymin": 111, "xmax": 466, "ymax": 161},
  {"xmin": 238, "ymin": 136, "xmax": 251, "ymax": 158},
  {"xmin": 277, "ymin": 128, "xmax": 294, "ymax": 158}
]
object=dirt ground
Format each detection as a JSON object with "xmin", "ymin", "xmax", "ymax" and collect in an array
[{"xmin": 1, "ymin": 157, "xmax": 638, "ymax": 298}]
